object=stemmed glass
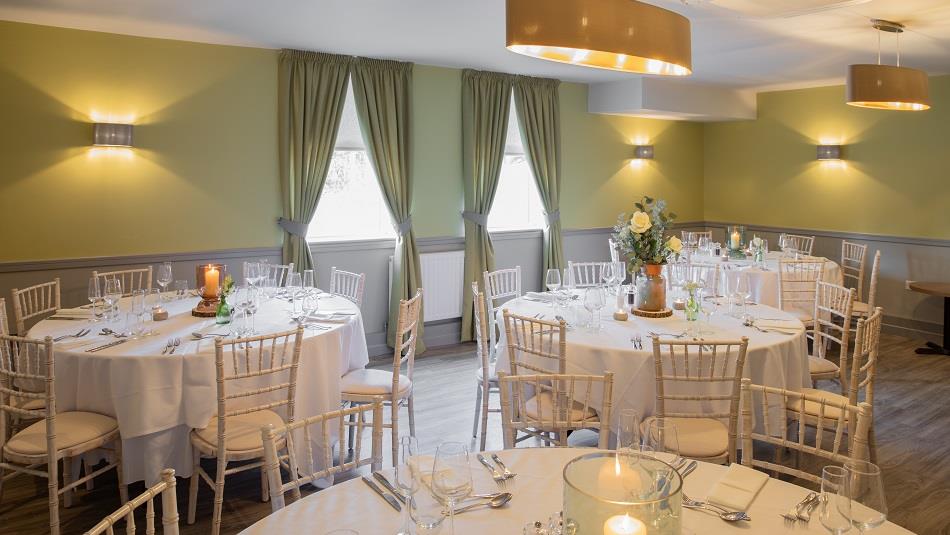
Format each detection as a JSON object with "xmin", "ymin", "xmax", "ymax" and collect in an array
[
  {"xmin": 820, "ymin": 466, "xmax": 852, "ymax": 534},
  {"xmin": 395, "ymin": 436, "xmax": 420, "ymax": 535},
  {"xmin": 431, "ymin": 441, "xmax": 473, "ymax": 535},
  {"xmin": 244, "ymin": 262, "xmax": 262, "ymax": 289},
  {"xmin": 735, "ymin": 273, "xmax": 752, "ymax": 319},
  {"xmin": 244, "ymin": 286, "xmax": 259, "ymax": 335},
  {"xmin": 230, "ymin": 286, "xmax": 249, "ymax": 336},
  {"xmin": 601, "ymin": 262, "xmax": 617, "ymax": 290},
  {"xmin": 842, "ymin": 460, "xmax": 887, "ymax": 533},
  {"xmin": 583, "ymin": 287, "xmax": 606, "ymax": 331},
  {"xmin": 103, "ymin": 277, "xmax": 123, "ymax": 323},
  {"xmin": 156, "ymin": 263, "xmax": 173, "ymax": 301},
  {"xmin": 545, "ymin": 269, "xmax": 561, "ymax": 307},
  {"xmin": 286, "ymin": 272, "xmax": 304, "ymax": 321},
  {"xmin": 616, "ymin": 408, "xmax": 641, "ymax": 453},
  {"xmin": 88, "ymin": 277, "xmax": 102, "ymax": 322},
  {"xmin": 698, "ymin": 236, "xmax": 710, "ymax": 255},
  {"xmin": 645, "ymin": 418, "xmax": 680, "ymax": 466}
]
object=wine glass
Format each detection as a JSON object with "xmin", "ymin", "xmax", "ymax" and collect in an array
[
  {"xmin": 432, "ymin": 441, "xmax": 473, "ymax": 535},
  {"xmin": 545, "ymin": 269, "xmax": 561, "ymax": 307},
  {"xmin": 244, "ymin": 262, "xmax": 262, "ymax": 288},
  {"xmin": 820, "ymin": 466, "xmax": 853, "ymax": 534},
  {"xmin": 230, "ymin": 286, "xmax": 249, "ymax": 336},
  {"xmin": 156, "ymin": 262, "xmax": 173, "ymax": 300},
  {"xmin": 583, "ymin": 287, "xmax": 606, "ymax": 331},
  {"xmin": 645, "ymin": 418, "xmax": 680, "ymax": 466},
  {"xmin": 616, "ymin": 408, "xmax": 641, "ymax": 453},
  {"xmin": 244, "ymin": 286, "xmax": 259, "ymax": 335},
  {"xmin": 286, "ymin": 272, "xmax": 304, "ymax": 320},
  {"xmin": 842, "ymin": 460, "xmax": 887, "ymax": 533},
  {"xmin": 88, "ymin": 277, "xmax": 102, "ymax": 322},
  {"xmin": 395, "ymin": 436, "xmax": 420, "ymax": 535},
  {"xmin": 698, "ymin": 236, "xmax": 710, "ymax": 255},
  {"xmin": 103, "ymin": 277, "xmax": 123, "ymax": 323},
  {"xmin": 735, "ymin": 272, "xmax": 752, "ymax": 318},
  {"xmin": 303, "ymin": 269, "xmax": 315, "ymax": 292},
  {"xmin": 600, "ymin": 262, "xmax": 617, "ymax": 290}
]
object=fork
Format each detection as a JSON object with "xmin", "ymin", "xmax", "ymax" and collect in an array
[
  {"xmin": 162, "ymin": 339, "xmax": 174, "ymax": 355},
  {"xmin": 782, "ymin": 492, "xmax": 817, "ymax": 524},
  {"xmin": 476, "ymin": 454, "xmax": 507, "ymax": 485},
  {"xmin": 54, "ymin": 328, "xmax": 90, "ymax": 342},
  {"xmin": 648, "ymin": 331, "xmax": 687, "ymax": 338},
  {"xmin": 491, "ymin": 453, "xmax": 515, "ymax": 479},
  {"xmin": 169, "ymin": 338, "xmax": 181, "ymax": 354}
]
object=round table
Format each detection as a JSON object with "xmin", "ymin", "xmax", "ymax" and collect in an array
[
  {"xmin": 687, "ymin": 251, "xmax": 843, "ymax": 308},
  {"xmin": 496, "ymin": 295, "xmax": 810, "ymax": 434},
  {"xmin": 28, "ymin": 292, "xmax": 369, "ymax": 484},
  {"xmin": 239, "ymin": 447, "xmax": 914, "ymax": 534}
]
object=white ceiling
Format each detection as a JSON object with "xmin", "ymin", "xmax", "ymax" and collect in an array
[{"xmin": 2, "ymin": 0, "xmax": 950, "ymax": 90}]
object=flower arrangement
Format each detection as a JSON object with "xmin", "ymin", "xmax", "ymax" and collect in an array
[
  {"xmin": 612, "ymin": 196, "xmax": 681, "ymax": 271},
  {"xmin": 216, "ymin": 274, "xmax": 235, "ymax": 324}
]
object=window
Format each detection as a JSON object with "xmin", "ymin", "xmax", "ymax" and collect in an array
[
  {"xmin": 487, "ymin": 97, "xmax": 545, "ymax": 232},
  {"xmin": 308, "ymin": 84, "xmax": 396, "ymax": 242}
]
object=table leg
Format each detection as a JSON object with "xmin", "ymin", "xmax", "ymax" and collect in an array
[{"xmin": 916, "ymin": 296, "xmax": 950, "ymax": 356}]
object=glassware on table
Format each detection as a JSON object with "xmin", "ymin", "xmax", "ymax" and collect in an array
[
  {"xmin": 545, "ymin": 268, "xmax": 562, "ymax": 307},
  {"xmin": 644, "ymin": 418, "xmax": 680, "ymax": 467},
  {"xmin": 601, "ymin": 262, "xmax": 618, "ymax": 290},
  {"xmin": 820, "ymin": 466, "xmax": 853, "ymax": 534},
  {"xmin": 286, "ymin": 272, "xmax": 304, "ymax": 319},
  {"xmin": 616, "ymin": 408, "xmax": 641, "ymax": 453},
  {"xmin": 303, "ymin": 269, "xmax": 315, "ymax": 292},
  {"xmin": 735, "ymin": 272, "xmax": 752, "ymax": 318},
  {"xmin": 842, "ymin": 460, "xmax": 887, "ymax": 533},
  {"xmin": 129, "ymin": 289, "xmax": 147, "ymax": 338},
  {"xmin": 230, "ymin": 286, "xmax": 249, "ymax": 336},
  {"xmin": 172, "ymin": 280, "xmax": 188, "ymax": 299},
  {"xmin": 103, "ymin": 277, "xmax": 123, "ymax": 323},
  {"xmin": 431, "ymin": 441, "xmax": 473, "ymax": 535},
  {"xmin": 244, "ymin": 286, "xmax": 259, "ymax": 335},
  {"xmin": 88, "ymin": 277, "xmax": 103, "ymax": 322},
  {"xmin": 583, "ymin": 287, "xmax": 606, "ymax": 331},
  {"xmin": 244, "ymin": 261, "xmax": 262, "ymax": 288},
  {"xmin": 395, "ymin": 436, "xmax": 420, "ymax": 535},
  {"xmin": 698, "ymin": 235, "xmax": 710, "ymax": 255},
  {"xmin": 409, "ymin": 483, "xmax": 445, "ymax": 535},
  {"xmin": 156, "ymin": 262, "xmax": 173, "ymax": 300}
]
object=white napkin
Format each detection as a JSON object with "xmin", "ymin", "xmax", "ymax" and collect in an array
[
  {"xmin": 524, "ymin": 292, "xmax": 552, "ymax": 301},
  {"xmin": 707, "ymin": 463, "xmax": 769, "ymax": 511},
  {"xmin": 308, "ymin": 312, "xmax": 349, "ymax": 323},
  {"xmin": 755, "ymin": 319, "xmax": 802, "ymax": 334}
]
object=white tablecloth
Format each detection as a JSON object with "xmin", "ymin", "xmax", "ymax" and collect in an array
[
  {"xmin": 495, "ymin": 295, "xmax": 810, "ymax": 435},
  {"xmin": 239, "ymin": 447, "xmax": 914, "ymax": 534},
  {"xmin": 688, "ymin": 251, "xmax": 843, "ymax": 308},
  {"xmin": 28, "ymin": 293, "xmax": 369, "ymax": 484}
]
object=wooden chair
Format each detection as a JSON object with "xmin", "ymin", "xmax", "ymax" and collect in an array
[
  {"xmin": 852, "ymin": 251, "xmax": 881, "ymax": 319},
  {"xmin": 187, "ymin": 327, "xmax": 304, "ymax": 535},
  {"xmin": 329, "ymin": 266, "xmax": 366, "ymax": 308},
  {"xmin": 483, "ymin": 267, "xmax": 522, "ymax": 361},
  {"xmin": 498, "ymin": 371, "xmax": 613, "ymax": 449},
  {"xmin": 503, "ymin": 311, "xmax": 567, "ymax": 376},
  {"xmin": 341, "ymin": 290, "xmax": 422, "ymax": 467},
  {"xmin": 567, "ymin": 261, "xmax": 606, "ymax": 288},
  {"xmin": 808, "ymin": 282, "xmax": 854, "ymax": 387},
  {"xmin": 841, "ymin": 241, "xmax": 868, "ymax": 301},
  {"xmin": 0, "ymin": 334, "xmax": 127, "ymax": 535},
  {"xmin": 781, "ymin": 234, "xmax": 815, "ymax": 256},
  {"xmin": 11, "ymin": 279, "xmax": 61, "ymax": 335},
  {"xmin": 740, "ymin": 378, "xmax": 872, "ymax": 486},
  {"xmin": 93, "ymin": 267, "xmax": 153, "ymax": 297},
  {"xmin": 261, "ymin": 399, "xmax": 384, "ymax": 512},
  {"xmin": 646, "ymin": 336, "xmax": 749, "ymax": 464},
  {"xmin": 471, "ymin": 283, "xmax": 500, "ymax": 451},
  {"xmin": 84, "ymin": 468, "xmax": 178, "ymax": 535},
  {"xmin": 777, "ymin": 258, "xmax": 824, "ymax": 325}
]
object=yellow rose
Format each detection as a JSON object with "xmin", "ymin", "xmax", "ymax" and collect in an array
[
  {"xmin": 629, "ymin": 211, "xmax": 652, "ymax": 234},
  {"xmin": 667, "ymin": 236, "xmax": 683, "ymax": 253}
]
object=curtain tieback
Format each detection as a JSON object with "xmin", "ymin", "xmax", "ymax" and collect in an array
[
  {"xmin": 277, "ymin": 217, "xmax": 309, "ymax": 238},
  {"xmin": 462, "ymin": 211, "xmax": 489, "ymax": 227},
  {"xmin": 544, "ymin": 210, "xmax": 561, "ymax": 227},
  {"xmin": 394, "ymin": 217, "xmax": 413, "ymax": 236}
]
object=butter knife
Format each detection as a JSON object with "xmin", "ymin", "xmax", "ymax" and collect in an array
[
  {"xmin": 362, "ymin": 476, "xmax": 401, "ymax": 511},
  {"xmin": 372, "ymin": 472, "xmax": 407, "ymax": 504},
  {"xmin": 86, "ymin": 339, "xmax": 128, "ymax": 353}
]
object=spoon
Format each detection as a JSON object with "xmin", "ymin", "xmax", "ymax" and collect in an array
[
  {"xmin": 446, "ymin": 493, "xmax": 512, "ymax": 515},
  {"xmin": 682, "ymin": 497, "xmax": 751, "ymax": 522},
  {"xmin": 191, "ymin": 331, "xmax": 230, "ymax": 339},
  {"xmin": 100, "ymin": 328, "xmax": 128, "ymax": 338}
]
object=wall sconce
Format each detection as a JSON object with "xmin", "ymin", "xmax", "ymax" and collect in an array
[
  {"xmin": 816, "ymin": 144, "xmax": 842, "ymax": 160},
  {"xmin": 93, "ymin": 123, "xmax": 133, "ymax": 147},
  {"xmin": 633, "ymin": 145, "xmax": 654, "ymax": 159}
]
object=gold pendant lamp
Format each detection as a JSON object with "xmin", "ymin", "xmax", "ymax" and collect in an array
[
  {"xmin": 846, "ymin": 19, "xmax": 930, "ymax": 111},
  {"xmin": 505, "ymin": 0, "xmax": 692, "ymax": 76}
]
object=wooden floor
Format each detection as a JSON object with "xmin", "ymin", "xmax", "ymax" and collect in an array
[{"xmin": 2, "ymin": 334, "xmax": 949, "ymax": 534}]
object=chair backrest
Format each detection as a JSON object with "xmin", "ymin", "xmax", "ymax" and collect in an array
[
  {"xmin": 267, "ymin": 263, "xmax": 294, "ymax": 287},
  {"xmin": 811, "ymin": 282, "xmax": 854, "ymax": 384},
  {"xmin": 0, "ymin": 334, "xmax": 56, "ymax": 462},
  {"xmin": 777, "ymin": 259, "xmax": 824, "ymax": 315},
  {"xmin": 93, "ymin": 267, "xmax": 153, "ymax": 297},
  {"xmin": 472, "ymin": 283, "xmax": 492, "ymax": 380},
  {"xmin": 740, "ymin": 378, "xmax": 871, "ymax": 486},
  {"xmin": 497, "ymin": 371, "xmax": 614, "ymax": 449},
  {"xmin": 841, "ymin": 241, "xmax": 868, "ymax": 301},
  {"xmin": 503, "ymin": 311, "xmax": 567, "ymax": 376},
  {"xmin": 483, "ymin": 267, "xmax": 522, "ymax": 358},
  {"xmin": 651, "ymin": 336, "xmax": 749, "ymax": 461},
  {"xmin": 84, "ymin": 468, "xmax": 179, "ymax": 535},
  {"xmin": 329, "ymin": 266, "xmax": 366, "ymax": 308},
  {"xmin": 391, "ymin": 289, "xmax": 423, "ymax": 388},
  {"xmin": 0, "ymin": 297, "xmax": 8, "ymax": 336},
  {"xmin": 687, "ymin": 262, "xmax": 720, "ymax": 295},
  {"xmin": 567, "ymin": 261, "xmax": 606, "ymax": 288},
  {"xmin": 680, "ymin": 230, "xmax": 712, "ymax": 243},
  {"xmin": 608, "ymin": 238, "xmax": 620, "ymax": 263},
  {"xmin": 11, "ymin": 279, "xmax": 61, "ymax": 335},
  {"xmin": 261, "ymin": 399, "xmax": 383, "ymax": 512},
  {"xmin": 781, "ymin": 234, "xmax": 815, "ymax": 255},
  {"xmin": 864, "ymin": 251, "xmax": 881, "ymax": 309},
  {"xmin": 212, "ymin": 327, "xmax": 304, "ymax": 454},
  {"xmin": 848, "ymin": 307, "xmax": 883, "ymax": 408}
]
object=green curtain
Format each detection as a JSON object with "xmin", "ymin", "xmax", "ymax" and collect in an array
[
  {"xmin": 350, "ymin": 57, "xmax": 424, "ymax": 351},
  {"xmin": 460, "ymin": 70, "xmax": 514, "ymax": 342},
  {"xmin": 277, "ymin": 50, "xmax": 351, "ymax": 269},
  {"xmin": 513, "ymin": 76, "xmax": 565, "ymax": 277}
]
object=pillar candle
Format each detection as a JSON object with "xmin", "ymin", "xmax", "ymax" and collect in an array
[
  {"xmin": 730, "ymin": 231, "xmax": 740, "ymax": 250},
  {"xmin": 204, "ymin": 265, "xmax": 219, "ymax": 297}
]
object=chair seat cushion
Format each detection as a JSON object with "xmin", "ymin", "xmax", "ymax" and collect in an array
[
  {"xmin": 809, "ymin": 355, "xmax": 840, "ymax": 375},
  {"xmin": 12, "ymin": 396, "xmax": 45, "ymax": 411},
  {"xmin": 192, "ymin": 410, "xmax": 284, "ymax": 453},
  {"xmin": 341, "ymin": 369, "xmax": 412, "ymax": 396},
  {"xmin": 475, "ymin": 363, "xmax": 498, "ymax": 383},
  {"xmin": 640, "ymin": 416, "xmax": 729, "ymax": 459},
  {"xmin": 787, "ymin": 388, "xmax": 849, "ymax": 420},
  {"xmin": 3, "ymin": 411, "xmax": 117, "ymax": 456},
  {"xmin": 524, "ymin": 392, "xmax": 598, "ymax": 422},
  {"xmin": 852, "ymin": 300, "xmax": 870, "ymax": 315}
]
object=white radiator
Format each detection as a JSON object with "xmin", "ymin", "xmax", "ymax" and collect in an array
[{"xmin": 389, "ymin": 251, "xmax": 466, "ymax": 322}]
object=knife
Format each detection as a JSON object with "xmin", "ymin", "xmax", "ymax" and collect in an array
[
  {"xmin": 48, "ymin": 316, "xmax": 87, "ymax": 321},
  {"xmin": 372, "ymin": 472, "xmax": 407, "ymax": 504},
  {"xmin": 86, "ymin": 339, "xmax": 128, "ymax": 353},
  {"xmin": 362, "ymin": 476, "xmax": 401, "ymax": 511}
]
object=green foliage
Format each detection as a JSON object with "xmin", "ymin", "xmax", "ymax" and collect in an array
[{"xmin": 611, "ymin": 196, "xmax": 678, "ymax": 271}]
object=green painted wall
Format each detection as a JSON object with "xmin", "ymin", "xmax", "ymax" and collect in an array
[{"xmin": 704, "ymin": 76, "xmax": 950, "ymax": 239}]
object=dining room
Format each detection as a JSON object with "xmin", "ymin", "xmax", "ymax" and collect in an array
[{"xmin": 1, "ymin": 1, "xmax": 949, "ymax": 534}]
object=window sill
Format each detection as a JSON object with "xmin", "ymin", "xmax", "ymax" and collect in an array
[
  {"xmin": 309, "ymin": 237, "xmax": 396, "ymax": 253},
  {"xmin": 489, "ymin": 228, "xmax": 544, "ymax": 241}
]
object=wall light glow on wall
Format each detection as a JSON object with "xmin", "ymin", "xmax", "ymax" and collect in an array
[
  {"xmin": 633, "ymin": 145, "xmax": 655, "ymax": 159},
  {"xmin": 816, "ymin": 144, "xmax": 842, "ymax": 160},
  {"xmin": 93, "ymin": 123, "xmax": 133, "ymax": 147}
]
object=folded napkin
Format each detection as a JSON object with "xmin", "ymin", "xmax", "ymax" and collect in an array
[
  {"xmin": 707, "ymin": 463, "xmax": 769, "ymax": 511},
  {"xmin": 524, "ymin": 292, "xmax": 552, "ymax": 301},
  {"xmin": 308, "ymin": 312, "xmax": 349, "ymax": 323},
  {"xmin": 755, "ymin": 319, "xmax": 802, "ymax": 334}
]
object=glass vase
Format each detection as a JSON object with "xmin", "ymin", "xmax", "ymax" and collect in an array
[
  {"xmin": 726, "ymin": 225, "xmax": 746, "ymax": 259},
  {"xmin": 635, "ymin": 264, "xmax": 666, "ymax": 312},
  {"xmin": 215, "ymin": 297, "xmax": 231, "ymax": 325}
]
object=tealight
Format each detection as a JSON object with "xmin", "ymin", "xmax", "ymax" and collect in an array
[{"xmin": 604, "ymin": 514, "xmax": 647, "ymax": 535}]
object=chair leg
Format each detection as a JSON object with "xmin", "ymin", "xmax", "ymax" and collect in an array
[
  {"xmin": 115, "ymin": 438, "xmax": 128, "ymax": 504},
  {"xmin": 188, "ymin": 448, "xmax": 200, "ymax": 525},
  {"xmin": 48, "ymin": 455, "xmax": 61, "ymax": 535},
  {"xmin": 869, "ymin": 424, "xmax": 878, "ymax": 463},
  {"xmin": 471, "ymin": 383, "xmax": 483, "ymax": 439},
  {"xmin": 83, "ymin": 459, "xmax": 94, "ymax": 491},
  {"xmin": 391, "ymin": 402, "xmax": 400, "ymax": 468},
  {"xmin": 62, "ymin": 456, "xmax": 72, "ymax": 508},
  {"xmin": 407, "ymin": 394, "xmax": 416, "ymax": 438},
  {"xmin": 480, "ymin": 389, "xmax": 490, "ymax": 452},
  {"xmin": 211, "ymin": 458, "xmax": 227, "ymax": 535},
  {"xmin": 260, "ymin": 466, "xmax": 269, "ymax": 503}
]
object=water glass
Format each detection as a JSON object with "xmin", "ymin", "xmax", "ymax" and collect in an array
[
  {"xmin": 395, "ymin": 436, "xmax": 419, "ymax": 535},
  {"xmin": 129, "ymin": 289, "xmax": 147, "ymax": 337},
  {"xmin": 645, "ymin": 418, "xmax": 680, "ymax": 466},
  {"xmin": 432, "ymin": 442, "xmax": 473, "ymax": 535},
  {"xmin": 104, "ymin": 277, "xmax": 123, "ymax": 322},
  {"xmin": 409, "ymin": 487, "xmax": 445, "ymax": 535},
  {"xmin": 842, "ymin": 460, "xmax": 887, "ymax": 533},
  {"xmin": 583, "ymin": 287, "xmax": 606, "ymax": 331},
  {"xmin": 88, "ymin": 277, "xmax": 103, "ymax": 322},
  {"xmin": 616, "ymin": 408, "xmax": 641, "ymax": 453},
  {"xmin": 244, "ymin": 261, "xmax": 262, "ymax": 288},
  {"xmin": 157, "ymin": 262, "xmax": 173, "ymax": 299},
  {"xmin": 545, "ymin": 269, "xmax": 561, "ymax": 307},
  {"xmin": 820, "ymin": 466, "xmax": 852, "ymax": 534}
]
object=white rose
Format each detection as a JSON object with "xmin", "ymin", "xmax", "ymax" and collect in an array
[
  {"xmin": 667, "ymin": 236, "xmax": 683, "ymax": 254},
  {"xmin": 629, "ymin": 211, "xmax": 652, "ymax": 234},
  {"xmin": 751, "ymin": 236, "xmax": 763, "ymax": 248}
]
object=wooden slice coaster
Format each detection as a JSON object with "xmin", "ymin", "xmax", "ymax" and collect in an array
[{"xmin": 631, "ymin": 307, "xmax": 673, "ymax": 318}]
